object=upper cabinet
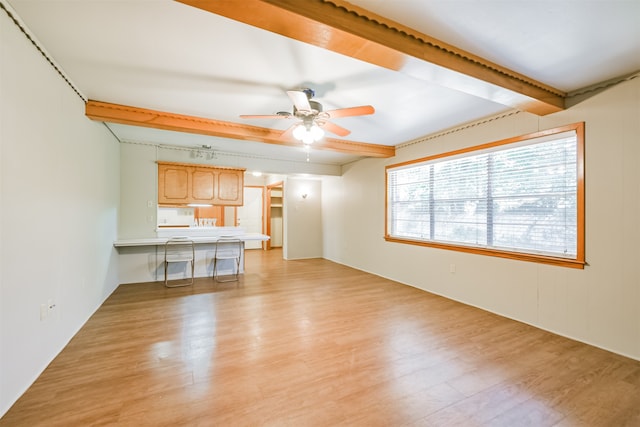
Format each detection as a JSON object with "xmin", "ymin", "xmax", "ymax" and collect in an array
[
  {"xmin": 191, "ymin": 167, "xmax": 217, "ymax": 203},
  {"xmin": 158, "ymin": 164, "xmax": 190, "ymax": 203},
  {"xmin": 217, "ymin": 170, "xmax": 243, "ymax": 204},
  {"xmin": 158, "ymin": 162, "xmax": 245, "ymax": 206}
]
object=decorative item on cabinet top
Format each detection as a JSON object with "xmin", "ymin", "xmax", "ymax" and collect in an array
[{"xmin": 157, "ymin": 161, "xmax": 245, "ymax": 207}]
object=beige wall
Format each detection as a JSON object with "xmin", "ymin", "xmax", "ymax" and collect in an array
[
  {"xmin": 0, "ymin": 10, "xmax": 121, "ymax": 415},
  {"xmin": 322, "ymin": 77, "xmax": 640, "ymax": 360},
  {"xmin": 119, "ymin": 143, "xmax": 158, "ymax": 238},
  {"xmin": 284, "ymin": 177, "xmax": 323, "ymax": 259}
]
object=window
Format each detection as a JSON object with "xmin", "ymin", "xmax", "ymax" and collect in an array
[{"xmin": 385, "ymin": 123, "xmax": 585, "ymax": 268}]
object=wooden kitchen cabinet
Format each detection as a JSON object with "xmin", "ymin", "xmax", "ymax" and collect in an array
[
  {"xmin": 158, "ymin": 163, "xmax": 190, "ymax": 204},
  {"xmin": 191, "ymin": 167, "xmax": 216, "ymax": 203},
  {"xmin": 217, "ymin": 170, "xmax": 243, "ymax": 204},
  {"xmin": 158, "ymin": 162, "xmax": 244, "ymax": 206}
]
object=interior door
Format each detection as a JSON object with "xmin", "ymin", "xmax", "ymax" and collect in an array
[{"xmin": 237, "ymin": 186, "xmax": 263, "ymax": 249}]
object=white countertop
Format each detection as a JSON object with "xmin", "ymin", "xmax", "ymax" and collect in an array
[
  {"xmin": 156, "ymin": 226, "xmax": 244, "ymax": 237},
  {"xmin": 114, "ymin": 233, "xmax": 270, "ymax": 247}
]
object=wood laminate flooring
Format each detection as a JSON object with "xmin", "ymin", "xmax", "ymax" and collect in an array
[{"xmin": 2, "ymin": 249, "xmax": 640, "ymax": 426}]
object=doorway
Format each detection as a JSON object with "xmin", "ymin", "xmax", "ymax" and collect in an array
[{"xmin": 266, "ymin": 182, "xmax": 284, "ymax": 250}]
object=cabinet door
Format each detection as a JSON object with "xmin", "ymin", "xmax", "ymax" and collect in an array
[
  {"xmin": 158, "ymin": 164, "xmax": 189, "ymax": 204},
  {"xmin": 216, "ymin": 170, "xmax": 243, "ymax": 205},
  {"xmin": 191, "ymin": 168, "xmax": 216, "ymax": 203}
]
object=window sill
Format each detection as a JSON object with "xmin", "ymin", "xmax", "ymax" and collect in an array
[{"xmin": 384, "ymin": 236, "xmax": 586, "ymax": 269}]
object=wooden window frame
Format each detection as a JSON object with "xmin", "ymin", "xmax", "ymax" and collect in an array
[{"xmin": 385, "ymin": 122, "xmax": 585, "ymax": 269}]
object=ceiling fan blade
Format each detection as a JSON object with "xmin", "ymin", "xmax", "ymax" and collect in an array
[
  {"xmin": 287, "ymin": 90, "xmax": 312, "ymax": 111},
  {"xmin": 320, "ymin": 120, "xmax": 351, "ymax": 137},
  {"xmin": 326, "ymin": 105, "xmax": 375, "ymax": 118},
  {"xmin": 279, "ymin": 123, "xmax": 298, "ymax": 141},
  {"xmin": 240, "ymin": 114, "xmax": 291, "ymax": 119}
]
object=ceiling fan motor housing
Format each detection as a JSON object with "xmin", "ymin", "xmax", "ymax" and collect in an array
[{"xmin": 294, "ymin": 99, "xmax": 323, "ymax": 117}]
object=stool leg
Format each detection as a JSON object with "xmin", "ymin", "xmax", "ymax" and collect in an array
[{"xmin": 164, "ymin": 262, "xmax": 168, "ymax": 287}]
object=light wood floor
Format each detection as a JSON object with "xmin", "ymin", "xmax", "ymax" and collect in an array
[{"xmin": 2, "ymin": 249, "xmax": 640, "ymax": 426}]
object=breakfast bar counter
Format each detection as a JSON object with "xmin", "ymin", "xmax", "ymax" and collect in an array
[
  {"xmin": 114, "ymin": 228, "xmax": 269, "ymax": 284},
  {"xmin": 114, "ymin": 233, "xmax": 269, "ymax": 247}
]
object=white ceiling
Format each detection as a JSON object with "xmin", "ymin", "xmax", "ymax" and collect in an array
[{"xmin": 5, "ymin": 0, "xmax": 640, "ymax": 170}]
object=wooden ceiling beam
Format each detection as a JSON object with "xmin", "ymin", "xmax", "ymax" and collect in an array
[
  {"xmin": 177, "ymin": 0, "xmax": 566, "ymax": 115},
  {"xmin": 85, "ymin": 100, "xmax": 395, "ymax": 158}
]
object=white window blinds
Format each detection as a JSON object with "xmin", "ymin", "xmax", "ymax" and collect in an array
[{"xmin": 387, "ymin": 129, "xmax": 580, "ymax": 260}]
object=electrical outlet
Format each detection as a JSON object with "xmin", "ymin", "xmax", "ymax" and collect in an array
[
  {"xmin": 147, "ymin": 200, "xmax": 153, "ymax": 208},
  {"xmin": 449, "ymin": 263, "xmax": 456, "ymax": 274}
]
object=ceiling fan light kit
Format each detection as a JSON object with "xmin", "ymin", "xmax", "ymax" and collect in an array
[{"xmin": 293, "ymin": 122, "xmax": 324, "ymax": 145}]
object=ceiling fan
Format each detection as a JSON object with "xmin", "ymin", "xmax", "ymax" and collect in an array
[{"xmin": 240, "ymin": 88, "xmax": 375, "ymax": 145}]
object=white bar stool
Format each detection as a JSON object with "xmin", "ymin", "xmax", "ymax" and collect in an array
[
  {"xmin": 213, "ymin": 238, "xmax": 242, "ymax": 282},
  {"xmin": 164, "ymin": 236, "xmax": 195, "ymax": 287}
]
